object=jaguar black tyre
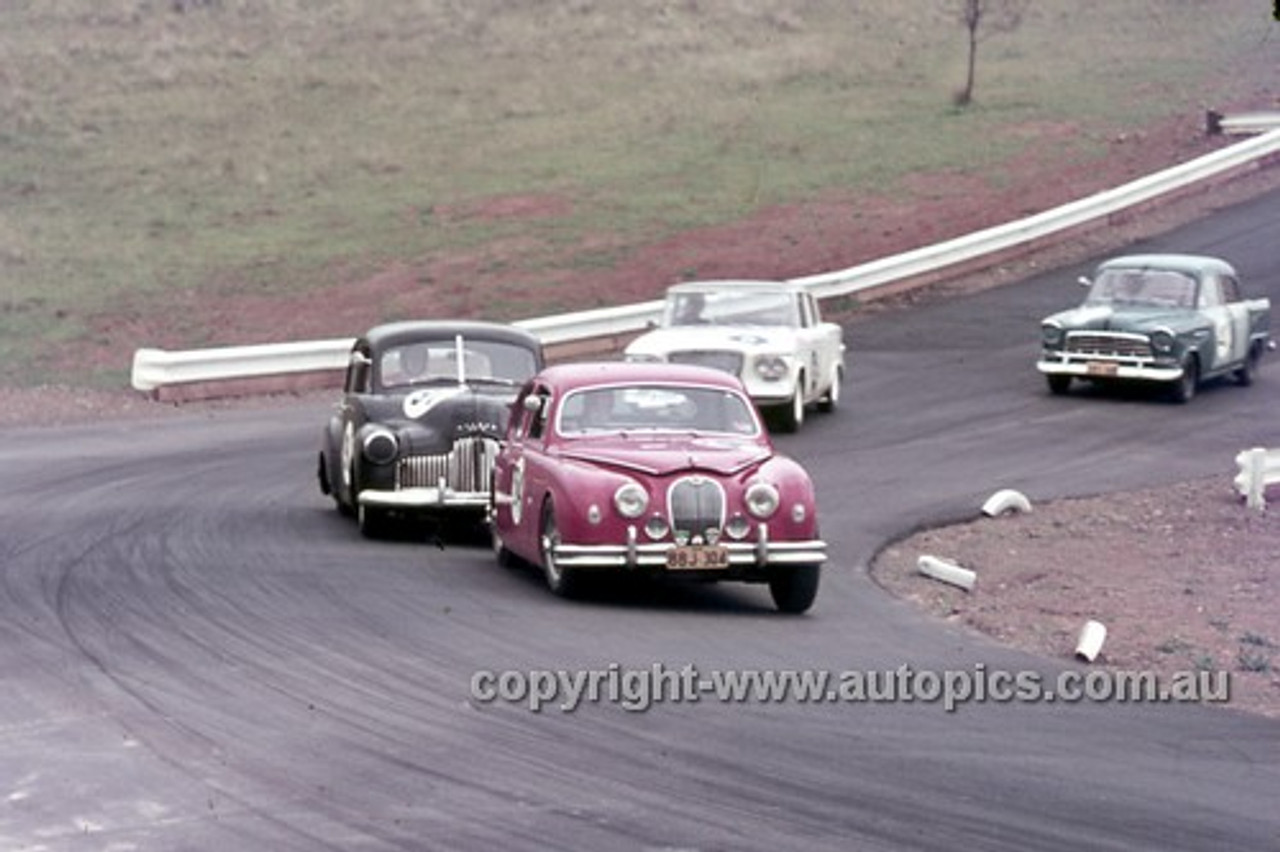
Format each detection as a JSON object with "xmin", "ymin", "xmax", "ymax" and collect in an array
[
  {"xmin": 768, "ymin": 564, "xmax": 820, "ymax": 614},
  {"xmin": 540, "ymin": 499, "xmax": 580, "ymax": 598}
]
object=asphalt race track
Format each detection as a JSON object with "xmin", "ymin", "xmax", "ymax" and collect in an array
[{"xmin": 3, "ymin": 188, "xmax": 1279, "ymax": 851}]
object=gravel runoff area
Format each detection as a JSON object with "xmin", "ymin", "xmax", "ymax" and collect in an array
[{"xmin": 871, "ymin": 477, "xmax": 1280, "ymax": 720}]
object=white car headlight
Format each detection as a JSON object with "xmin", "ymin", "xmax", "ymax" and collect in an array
[
  {"xmin": 754, "ymin": 355, "xmax": 789, "ymax": 382},
  {"xmin": 613, "ymin": 481, "xmax": 649, "ymax": 518},
  {"xmin": 744, "ymin": 481, "xmax": 780, "ymax": 520}
]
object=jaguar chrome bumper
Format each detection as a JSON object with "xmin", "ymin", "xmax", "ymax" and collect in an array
[{"xmin": 551, "ymin": 525, "xmax": 827, "ymax": 570}]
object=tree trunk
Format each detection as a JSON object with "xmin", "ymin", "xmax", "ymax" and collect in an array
[{"xmin": 961, "ymin": 24, "xmax": 978, "ymax": 105}]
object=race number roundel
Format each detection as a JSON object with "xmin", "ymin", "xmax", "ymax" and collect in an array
[{"xmin": 510, "ymin": 458, "xmax": 526, "ymax": 526}]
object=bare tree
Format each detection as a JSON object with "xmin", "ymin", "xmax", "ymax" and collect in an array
[{"xmin": 955, "ymin": 0, "xmax": 1029, "ymax": 106}]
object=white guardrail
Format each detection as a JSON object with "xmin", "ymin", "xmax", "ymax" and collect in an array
[
  {"xmin": 1208, "ymin": 110, "xmax": 1280, "ymax": 135},
  {"xmin": 1234, "ymin": 447, "xmax": 1280, "ymax": 512},
  {"xmin": 130, "ymin": 121, "xmax": 1280, "ymax": 395}
]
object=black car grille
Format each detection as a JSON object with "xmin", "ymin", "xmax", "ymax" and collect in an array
[
  {"xmin": 1065, "ymin": 333, "xmax": 1152, "ymax": 360},
  {"xmin": 668, "ymin": 350, "xmax": 744, "ymax": 376},
  {"xmin": 396, "ymin": 436, "xmax": 497, "ymax": 492},
  {"xmin": 668, "ymin": 476, "xmax": 726, "ymax": 538}
]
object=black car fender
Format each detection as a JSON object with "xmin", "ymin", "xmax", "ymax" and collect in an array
[{"xmin": 319, "ymin": 412, "xmax": 345, "ymax": 496}]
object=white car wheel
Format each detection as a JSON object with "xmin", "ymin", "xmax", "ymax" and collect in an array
[
  {"xmin": 817, "ymin": 365, "xmax": 841, "ymax": 413},
  {"xmin": 770, "ymin": 381, "xmax": 805, "ymax": 434}
]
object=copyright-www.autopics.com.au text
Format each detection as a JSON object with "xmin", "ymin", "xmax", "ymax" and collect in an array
[{"xmin": 469, "ymin": 663, "xmax": 1231, "ymax": 713}]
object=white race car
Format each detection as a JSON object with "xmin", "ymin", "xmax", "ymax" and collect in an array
[{"xmin": 625, "ymin": 280, "xmax": 846, "ymax": 432}]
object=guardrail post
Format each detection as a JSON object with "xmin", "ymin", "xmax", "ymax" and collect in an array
[{"xmin": 1205, "ymin": 109, "xmax": 1223, "ymax": 135}]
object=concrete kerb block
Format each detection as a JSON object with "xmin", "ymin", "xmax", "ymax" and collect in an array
[
  {"xmin": 1074, "ymin": 620, "xmax": 1108, "ymax": 663},
  {"xmin": 981, "ymin": 488, "xmax": 1033, "ymax": 517},
  {"xmin": 916, "ymin": 555, "xmax": 977, "ymax": 592}
]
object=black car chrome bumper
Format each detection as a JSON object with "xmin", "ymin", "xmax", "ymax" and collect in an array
[{"xmin": 358, "ymin": 487, "xmax": 489, "ymax": 510}]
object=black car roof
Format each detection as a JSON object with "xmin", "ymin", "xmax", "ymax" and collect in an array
[{"xmin": 360, "ymin": 320, "xmax": 543, "ymax": 353}]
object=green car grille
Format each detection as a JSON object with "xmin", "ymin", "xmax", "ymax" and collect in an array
[{"xmin": 1064, "ymin": 332, "xmax": 1153, "ymax": 360}]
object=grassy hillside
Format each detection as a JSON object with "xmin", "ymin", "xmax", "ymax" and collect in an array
[{"xmin": 0, "ymin": 0, "xmax": 1274, "ymax": 386}]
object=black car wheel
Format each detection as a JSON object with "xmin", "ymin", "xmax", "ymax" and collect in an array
[
  {"xmin": 769, "ymin": 564, "xmax": 820, "ymax": 614},
  {"xmin": 539, "ymin": 499, "xmax": 580, "ymax": 598},
  {"xmin": 1234, "ymin": 343, "xmax": 1261, "ymax": 387},
  {"xmin": 1169, "ymin": 355, "xmax": 1198, "ymax": 404},
  {"xmin": 357, "ymin": 503, "xmax": 390, "ymax": 539},
  {"xmin": 772, "ymin": 383, "xmax": 805, "ymax": 433},
  {"xmin": 816, "ymin": 365, "xmax": 841, "ymax": 413}
]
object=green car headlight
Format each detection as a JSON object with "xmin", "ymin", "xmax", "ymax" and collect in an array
[
  {"xmin": 1041, "ymin": 323, "xmax": 1064, "ymax": 347},
  {"xmin": 1150, "ymin": 329, "xmax": 1175, "ymax": 354}
]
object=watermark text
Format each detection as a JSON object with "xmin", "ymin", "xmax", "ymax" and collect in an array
[{"xmin": 469, "ymin": 663, "xmax": 1230, "ymax": 713}]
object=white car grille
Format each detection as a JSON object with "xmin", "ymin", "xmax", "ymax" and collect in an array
[{"xmin": 668, "ymin": 350, "xmax": 744, "ymax": 375}]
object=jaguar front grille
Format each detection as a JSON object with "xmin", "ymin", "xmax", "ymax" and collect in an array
[
  {"xmin": 668, "ymin": 476, "xmax": 726, "ymax": 538},
  {"xmin": 396, "ymin": 436, "xmax": 497, "ymax": 493}
]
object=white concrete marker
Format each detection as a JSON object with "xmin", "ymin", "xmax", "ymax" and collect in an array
[
  {"xmin": 1075, "ymin": 620, "xmax": 1107, "ymax": 663},
  {"xmin": 981, "ymin": 488, "xmax": 1033, "ymax": 517},
  {"xmin": 916, "ymin": 555, "xmax": 977, "ymax": 592}
]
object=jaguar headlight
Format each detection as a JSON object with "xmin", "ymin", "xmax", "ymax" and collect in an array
[
  {"xmin": 744, "ymin": 481, "xmax": 780, "ymax": 520},
  {"xmin": 644, "ymin": 515, "xmax": 670, "ymax": 540},
  {"xmin": 613, "ymin": 481, "xmax": 649, "ymax": 519},
  {"xmin": 754, "ymin": 355, "xmax": 788, "ymax": 382},
  {"xmin": 1150, "ymin": 329, "xmax": 1175, "ymax": 354},
  {"xmin": 725, "ymin": 514, "xmax": 752, "ymax": 540},
  {"xmin": 361, "ymin": 427, "xmax": 399, "ymax": 465}
]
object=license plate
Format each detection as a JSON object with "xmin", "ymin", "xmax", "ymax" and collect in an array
[
  {"xmin": 1086, "ymin": 361, "xmax": 1118, "ymax": 377},
  {"xmin": 666, "ymin": 545, "xmax": 730, "ymax": 570}
]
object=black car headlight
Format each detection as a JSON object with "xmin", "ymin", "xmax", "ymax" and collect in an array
[
  {"xmin": 361, "ymin": 427, "xmax": 399, "ymax": 465},
  {"xmin": 1149, "ymin": 329, "xmax": 1175, "ymax": 354}
]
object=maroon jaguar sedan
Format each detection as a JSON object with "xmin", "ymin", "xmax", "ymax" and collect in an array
[{"xmin": 488, "ymin": 362, "xmax": 827, "ymax": 613}]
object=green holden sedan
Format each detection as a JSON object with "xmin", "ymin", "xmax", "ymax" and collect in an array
[{"xmin": 1037, "ymin": 254, "xmax": 1271, "ymax": 403}]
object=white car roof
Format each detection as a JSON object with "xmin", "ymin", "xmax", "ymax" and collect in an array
[{"xmin": 665, "ymin": 279, "xmax": 805, "ymax": 295}]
